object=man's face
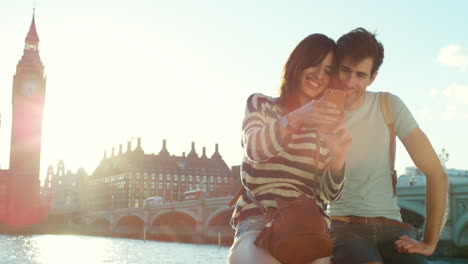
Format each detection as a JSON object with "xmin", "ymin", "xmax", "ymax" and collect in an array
[{"xmin": 338, "ymin": 56, "xmax": 377, "ymax": 111}]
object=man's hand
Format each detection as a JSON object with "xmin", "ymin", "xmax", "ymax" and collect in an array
[{"xmin": 394, "ymin": 236, "xmax": 436, "ymax": 256}]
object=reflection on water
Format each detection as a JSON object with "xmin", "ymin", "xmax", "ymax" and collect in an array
[
  {"xmin": 0, "ymin": 234, "xmax": 229, "ymax": 264},
  {"xmin": 0, "ymin": 234, "xmax": 466, "ymax": 264}
]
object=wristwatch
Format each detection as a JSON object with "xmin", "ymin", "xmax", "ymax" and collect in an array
[{"xmin": 280, "ymin": 114, "xmax": 296, "ymax": 133}]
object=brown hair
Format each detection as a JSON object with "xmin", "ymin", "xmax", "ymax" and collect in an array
[
  {"xmin": 277, "ymin": 33, "xmax": 336, "ymax": 111},
  {"xmin": 336, "ymin": 27, "xmax": 384, "ymax": 75}
]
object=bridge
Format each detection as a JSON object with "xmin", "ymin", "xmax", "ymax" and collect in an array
[
  {"xmin": 50, "ymin": 196, "xmax": 235, "ymax": 244},
  {"xmin": 397, "ymin": 173, "xmax": 468, "ymax": 255},
  {"xmin": 47, "ymin": 177, "xmax": 468, "ymax": 250}
]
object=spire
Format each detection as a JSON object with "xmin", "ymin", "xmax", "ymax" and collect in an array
[
  {"xmin": 25, "ymin": 10, "xmax": 39, "ymax": 48},
  {"xmin": 45, "ymin": 165, "xmax": 53, "ymax": 188},
  {"xmin": 118, "ymin": 144, "xmax": 123, "ymax": 155},
  {"xmin": 14, "ymin": 10, "xmax": 44, "ymax": 83},
  {"xmin": 211, "ymin": 143, "xmax": 222, "ymax": 159}
]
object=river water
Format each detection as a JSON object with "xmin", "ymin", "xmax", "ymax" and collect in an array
[
  {"xmin": 0, "ymin": 234, "xmax": 229, "ymax": 264},
  {"xmin": 0, "ymin": 234, "xmax": 466, "ymax": 264}
]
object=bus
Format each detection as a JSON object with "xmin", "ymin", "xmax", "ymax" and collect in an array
[
  {"xmin": 143, "ymin": 196, "xmax": 164, "ymax": 207},
  {"xmin": 184, "ymin": 190, "xmax": 207, "ymax": 200}
]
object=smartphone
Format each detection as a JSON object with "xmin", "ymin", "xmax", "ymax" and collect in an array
[{"xmin": 318, "ymin": 89, "xmax": 345, "ymax": 134}]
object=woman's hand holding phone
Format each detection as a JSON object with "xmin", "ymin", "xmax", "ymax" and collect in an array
[{"xmin": 288, "ymin": 100, "xmax": 341, "ymax": 130}]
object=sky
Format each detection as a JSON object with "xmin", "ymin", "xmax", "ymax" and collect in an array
[{"xmin": 0, "ymin": 0, "xmax": 467, "ymax": 182}]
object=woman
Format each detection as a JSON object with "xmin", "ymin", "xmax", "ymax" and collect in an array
[{"xmin": 227, "ymin": 34, "xmax": 352, "ymax": 264}]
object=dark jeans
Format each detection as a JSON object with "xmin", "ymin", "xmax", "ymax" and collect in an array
[{"xmin": 330, "ymin": 220, "xmax": 427, "ymax": 264}]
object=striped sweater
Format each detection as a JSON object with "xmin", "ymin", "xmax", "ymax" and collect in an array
[{"xmin": 231, "ymin": 93, "xmax": 345, "ymax": 228}]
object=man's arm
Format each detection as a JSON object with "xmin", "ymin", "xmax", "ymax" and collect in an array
[{"xmin": 395, "ymin": 127, "xmax": 449, "ymax": 256}]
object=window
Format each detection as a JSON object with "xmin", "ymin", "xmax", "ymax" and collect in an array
[
  {"xmin": 210, "ymin": 176, "xmax": 214, "ymax": 183},
  {"xmin": 181, "ymin": 175, "xmax": 185, "ymax": 181},
  {"xmin": 166, "ymin": 174, "xmax": 171, "ymax": 181}
]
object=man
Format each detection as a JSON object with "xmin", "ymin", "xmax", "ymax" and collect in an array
[{"xmin": 328, "ymin": 28, "xmax": 449, "ymax": 264}]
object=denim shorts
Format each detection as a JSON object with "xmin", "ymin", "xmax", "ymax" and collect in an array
[
  {"xmin": 230, "ymin": 215, "xmax": 267, "ymax": 252},
  {"xmin": 330, "ymin": 220, "xmax": 427, "ymax": 264}
]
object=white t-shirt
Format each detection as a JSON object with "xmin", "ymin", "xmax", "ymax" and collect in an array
[{"xmin": 328, "ymin": 91, "xmax": 418, "ymax": 221}]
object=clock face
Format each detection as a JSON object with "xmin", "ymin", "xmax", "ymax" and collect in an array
[{"xmin": 21, "ymin": 80, "xmax": 38, "ymax": 97}]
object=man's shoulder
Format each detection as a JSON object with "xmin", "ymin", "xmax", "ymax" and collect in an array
[{"xmin": 369, "ymin": 91, "xmax": 404, "ymax": 104}]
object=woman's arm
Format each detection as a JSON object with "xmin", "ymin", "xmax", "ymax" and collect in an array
[
  {"xmin": 242, "ymin": 94, "xmax": 342, "ymax": 162},
  {"xmin": 319, "ymin": 124, "xmax": 351, "ymax": 202},
  {"xmin": 242, "ymin": 94, "xmax": 293, "ymax": 162}
]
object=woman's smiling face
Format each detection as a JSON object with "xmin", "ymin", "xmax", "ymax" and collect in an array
[{"xmin": 298, "ymin": 51, "xmax": 334, "ymax": 103}]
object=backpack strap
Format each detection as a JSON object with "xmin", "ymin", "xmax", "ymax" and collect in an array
[
  {"xmin": 228, "ymin": 186, "xmax": 245, "ymax": 207},
  {"xmin": 379, "ymin": 92, "xmax": 398, "ymax": 197}
]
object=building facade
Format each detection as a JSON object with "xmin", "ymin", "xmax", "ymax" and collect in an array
[
  {"xmin": 42, "ymin": 160, "xmax": 89, "ymax": 213},
  {"xmin": 86, "ymin": 139, "xmax": 234, "ymax": 211}
]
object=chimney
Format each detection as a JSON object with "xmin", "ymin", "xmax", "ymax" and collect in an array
[
  {"xmin": 126, "ymin": 141, "xmax": 132, "ymax": 153},
  {"xmin": 211, "ymin": 143, "xmax": 222, "ymax": 159},
  {"xmin": 201, "ymin": 147, "xmax": 207, "ymax": 159}
]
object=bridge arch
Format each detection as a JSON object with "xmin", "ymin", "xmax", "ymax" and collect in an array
[
  {"xmin": 150, "ymin": 211, "xmax": 197, "ymax": 242},
  {"xmin": 113, "ymin": 215, "xmax": 145, "ymax": 238},
  {"xmin": 89, "ymin": 218, "xmax": 111, "ymax": 233},
  {"xmin": 90, "ymin": 217, "xmax": 110, "ymax": 227},
  {"xmin": 114, "ymin": 213, "xmax": 145, "ymax": 225},
  {"xmin": 151, "ymin": 211, "xmax": 197, "ymax": 227},
  {"xmin": 203, "ymin": 207, "xmax": 235, "ymax": 244},
  {"xmin": 204, "ymin": 207, "xmax": 234, "ymax": 231},
  {"xmin": 150, "ymin": 209, "xmax": 200, "ymax": 224},
  {"xmin": 454, "ymin": 212, "xmax": 468, "ymax": 246}
]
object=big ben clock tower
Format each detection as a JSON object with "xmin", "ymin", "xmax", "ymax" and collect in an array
[{"xmin": 8, "ymin": 11, "xmax": 46, "ymax": 227}]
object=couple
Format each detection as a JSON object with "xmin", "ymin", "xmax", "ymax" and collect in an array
[{"xmin": 228, "ymin": 28, "xmax": 448, "ymax": 264}]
